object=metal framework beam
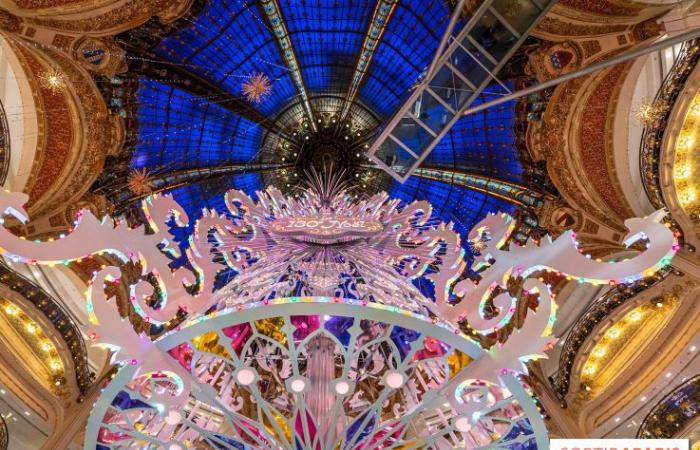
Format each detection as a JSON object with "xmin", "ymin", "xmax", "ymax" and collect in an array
[
  {"xmin": 259, "ymin": 0, "xmax": 317, "ymax": 129},
  {"xmin": 425, "ymin": 0, "xmax": 469, "ymax": 79},
  {"xmin": 110, "ymin": 163, "xmax": 292, "ymax": 207},
  {"xmin": 127, "ymin": 56, "xmax": 289, "ymax": 138},
  {"xmin": 339, "ymin": 0, "xmax": 399, "ymax": 121},
  {"xmin": 366, "ymin": 0, "xmax": 555, "ymax": 182},
  {"xmin": 413, "ymin": 167, "xmax": 547, "ymax": 209}
]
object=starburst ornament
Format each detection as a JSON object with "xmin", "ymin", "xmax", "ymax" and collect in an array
[
  {"xmin": 38, "ymin": 68, "xmax": 65, "ymax": 93},
  {"xmin": 634, "ymin": 97, "xmax": 664, "ymax": 127},
  {"xmin": 127, "ymin": 168, "xmax": 154, "ymax": 196},
  {"xmin": 0, "ymin": 177, "xmax": 678, "ymax": 449},
  {"xmin": 241, "ymin": 72, "xmax": 272, "ymax": 104}
]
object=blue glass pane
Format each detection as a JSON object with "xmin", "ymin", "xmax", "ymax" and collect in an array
[
  {"xmin": 359, "ymin": 1, "xmax": 451, "ymax": 118},
  {"xmin": 389, "ymin": 177, "xmax": 515, "ymax": 238},
  {"xmin": 154, "ymin": 0, "xmax": 296, "ymax": 116},
  {"xmin": 167, "ymin": 173, "xmax": 262, "ymax": 220},
  {"xmin": 425, "ymin": 87, "xmax": 523, "ymax": 183},
  {"xmin": 280, "ymin": 0, "xmax": 373, "ymax": 94}
]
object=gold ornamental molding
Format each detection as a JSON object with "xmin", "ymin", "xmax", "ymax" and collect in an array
[
  {"xmin": 0, "ymin": 0, "xmax": 194, "ymax": 36},
  {"xmin": 647, "ymin": 40, "xmax": 700, "ymax": 245},
  {"xmin": 533, "ymin": 0, "xmax": 670, "ymax": 41},
  {"xmin": 528, "ymin": 53, "xmax": 635, "ymax": 236}
]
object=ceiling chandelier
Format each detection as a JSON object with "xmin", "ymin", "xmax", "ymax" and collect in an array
[{"xmin": 0, "ymin": 170, "xmax": 677, "ymax": 449}]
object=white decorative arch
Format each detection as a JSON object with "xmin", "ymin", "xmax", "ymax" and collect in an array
[{"xmin": 0, "ymin": 33, "xmax": 38, "ymax": 193}]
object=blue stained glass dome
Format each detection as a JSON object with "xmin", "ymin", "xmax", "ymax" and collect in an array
[{"xmin": 126, "ymin": 0, "xmax": 531, "ymax": 231}]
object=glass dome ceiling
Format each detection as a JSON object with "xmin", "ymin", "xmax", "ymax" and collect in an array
[{"xmin": 119, "ymin": 0, "xmax": 538, "ymax": 237}]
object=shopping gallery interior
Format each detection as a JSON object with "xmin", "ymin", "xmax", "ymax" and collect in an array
[{"xmin": 0, "ymin": 0, "xmax": 698, "ymax": 448}]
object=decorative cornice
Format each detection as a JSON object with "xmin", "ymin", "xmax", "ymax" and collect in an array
[
  {"xmin": 548, "ymin": 267, "xmax": 672, "ymax": 404},
  {"xmin": 640, "ymin": 39, "xmax": 700, "ymax": 212},
  {"xmin": 7, "ymin": 38, "xmax": 121, "ymax": 225},
  {"xmin": 528, "ymin": 49, "xmax": 637, "ymax": 233},
  {"xmin": 414, "ymin": 167, "xmax": 548, "ymax": 210},
  {"xmin": 11, "ymin": 0, "xmax": 194, "ymax": 35},
  {"xmin": 0, "ymin": 260, "xmax": 93, "ymax": 396},
  {"xmin": 0, "ymin": 97, "xmax": 11, "ymax": 186},
  {"xmin": 0, "ymin": 414, "xmax": 5, "ymax": 450}
]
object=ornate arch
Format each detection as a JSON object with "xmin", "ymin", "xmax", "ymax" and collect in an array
[{"xmin": 560, "ymin": 277, "xmax": 700, "ymax": 433}]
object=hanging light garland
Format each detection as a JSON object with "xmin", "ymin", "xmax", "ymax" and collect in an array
[{"xmin": 0, "ymin": 181, "xmax": 678, "ymax": 448}]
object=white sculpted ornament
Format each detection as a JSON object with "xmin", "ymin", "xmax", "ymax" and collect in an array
[{"xmin": 0, "ymin": 187, "xmax": 677, "ymax": 449}]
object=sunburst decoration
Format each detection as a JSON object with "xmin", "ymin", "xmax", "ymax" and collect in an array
[
  {"xmin": 634, "ymin": 97, "xmax": 665, "ymax": 127},
  {"xmin": 127, "ymin": 168, "xmax": 154, "ymax": 196},
  {"xmin": 302, "ymin": 165, "xmax": 354, "ymax": 207},
  {"xmin": 38, "ymin": 68, "xmax": 65, "ymax": 93},
  {"xmin": 241, "ymin": 72, "xmax": 272, "ymax": 104}
]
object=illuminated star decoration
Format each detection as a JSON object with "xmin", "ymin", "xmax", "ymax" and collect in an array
[
  {"xmin": 38, "ymin": 68, "xmax": 65, "ymax": 93},
  {"xmin": 127, "ymin": 168, "xmax": 154, "ymax": 196},
  {"xmin": 241, "ymin": 72, "xmax": 272, "ymax": 104},
  {"xmin": 634, "ymin": 97, "xmax": 665, "ymax": 127}
]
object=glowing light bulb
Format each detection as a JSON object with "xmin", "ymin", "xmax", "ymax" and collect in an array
[
  {"xmin": 236, "ymin": 368, "xmax": 255, "ymax": 386},
  {"xmin": 165, "ymin": 410, "xmax": 182, "ymax": 425},
  {"xmin": 49, "ymin": 360, "xmax": 62, "ymax": 372},
  {"xmin": 384, "ymin": 371, "xmax": 405, "ymax": 389},
  {"xmin": 454, "ymin": 416, "xmax": 471, "ymax": 432},
  {"xmin": 290, "ymin": 378, "xmax": 306, "ymax": 393}
]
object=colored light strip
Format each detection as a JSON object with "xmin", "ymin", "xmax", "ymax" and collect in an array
[{"xmin": 340, "ymin": 0, "xmax": 399, "ymax": 120}]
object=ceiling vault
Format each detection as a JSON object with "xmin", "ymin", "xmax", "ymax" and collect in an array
[
  {"xmin": 339, "ymin": 0, "xmax": 399, "ymax": 121},
  {"xmin": 126, "ymin": 55, "xmax": 290, "ymax": 138},
  {"xmin": 258, "ymin": 0, "xmax": 317, "ymax": 129},
  {"xmin": 109, "ymin": 163, "xmax": 293, "ymax": 209},
  {"xmin": 413, "ymin": 167, "xmax": 547, "ymax": 210}
]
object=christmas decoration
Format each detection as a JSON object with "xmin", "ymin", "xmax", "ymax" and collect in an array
[
  {"xmin": 241, "ymin": 72, "xmax": 273, "ymax": 104},
  {"xmin": 127, "ymin": 168, "xmax": 154, "ymax": 196},
  {"xmin": 0, "ymin": 182, "xmax": 676, "ymax": 449}
]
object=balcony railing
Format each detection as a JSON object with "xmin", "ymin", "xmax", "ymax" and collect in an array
[
  {"xmin": 638, "ymin": 373, "xmax": 700, "ymax": 438},
  {"xmin": 0, "ymin": 414, "xmax": 8, "ymax": 450}
]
